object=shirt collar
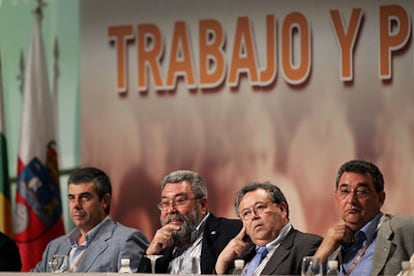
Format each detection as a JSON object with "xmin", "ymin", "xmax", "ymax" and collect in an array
[
  {"xmin": 262, "ymin": 223, "xmax": 292, "ymax": 251},
  {"xmin": 357, "ymin": 212, "xmax": 383, "ymax": 242},
  {"xmin": 68, "ymin": 216, "xmax": 110, "ymax": 246}
]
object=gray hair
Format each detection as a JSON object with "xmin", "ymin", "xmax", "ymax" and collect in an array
[
  {"xmin": 234, "ymin": 181, "xmax": 289, "ymax": 220},
  {"xmin": 161, "ymin": 170, "xmax": 207, "ymax": 198}
]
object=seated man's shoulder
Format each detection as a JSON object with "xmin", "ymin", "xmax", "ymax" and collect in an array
[
  {"xmin": 40, "ymin": 234, "xmax": 68, "ymax": 253},
  {"xmin": 294, "ymin": 229, "xmax": 323, "ymax": 245},
  {"xmin": 207, "ymin": 215, "xmax": 243, "ymax": 237},
  {"xmin": 0, "ymin": 232, "xmax": 17, "ymax": 247},
  {"xmin": 113, "ymin": 220, "xmax": 138, "ymax": 231},
  {"xmin": 212, "ymin": 216, "xmax": 242, "ymax": 231},
  {"xmin": 217, "ymin": 217, "xmax": 242, "ymax": 227},
  {"xmin": 387, "ymin": 214, "xmax": 414, "ymax": 230},
  {"xmin": 111, "ymin": 221, "xmax": 149, "ymax": 241},
  {"xmin": 48, "ymin": 234, "xmax": 68, "ymax": 245}
]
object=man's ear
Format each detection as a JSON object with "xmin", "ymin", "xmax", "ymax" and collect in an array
[
  {"xmin": 102, "ymin": 193, "xmax": 111, "ymax": 210},
  {"xmin": 279, "ymin": 201, "xmax": 288, "ymax": 215},
  {"xmin": 378, "ymin": 191, "xmax": 386, "ymax": 207},
  {"xmin": 199, "ymin": 197, "xmax": 208, "ymax": 214}
]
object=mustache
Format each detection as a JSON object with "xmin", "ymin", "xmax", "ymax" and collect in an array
[
  {"xmin": 165, "ymin": 213, "xmax": 189, "ymax": 244},
  {"xmin": 346, "ymin": 205, "xmax": 362, "ymax": 212},
  {"xmin": 72, "ymin": 210, "xmax": 85, "ymax": 215},
  {"xmin": 166, "ymin": 213, "xmax": 185, "ymax": 224},
  {"xmin": 164, "ymin": 211, "xmax": 201, "ymax": 244}
]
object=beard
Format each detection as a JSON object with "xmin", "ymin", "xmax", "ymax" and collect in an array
[{"xmin": 163, "ymin": 208, "xmax": 202, "ymax": 244}]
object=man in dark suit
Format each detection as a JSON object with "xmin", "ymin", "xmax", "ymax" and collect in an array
[
  {"xmin": 0, "ymin": 231, "xmax": 21, "ymax": 271},
  {"xmin": 313, "ymin": 160, "xmax": 414, "ymax": 275},
  {"xmin": 215, "ymin": 182, "xmax": 322, "ymax": 275},
  {"xmin": 140, "ymin": 170, "xmax": 242, "ymax": 274}
]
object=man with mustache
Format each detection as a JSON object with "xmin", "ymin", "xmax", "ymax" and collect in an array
[
  {"xmin": 313, "ymin": 160, "xmax": 414, "ymax": 275},
  {"xmin": 140, "ymin": 170, "xmax": 242, "ymax": 274},
  {"xmin": 215, "ymin": 182, "xmax": 322, "ymax": 275},
  {"xmin": 31, "ymin": 167, "xmax": 149, "ymax": 272}
]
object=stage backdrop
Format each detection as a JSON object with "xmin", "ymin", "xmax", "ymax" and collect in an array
[{"xmin": 80, "ymin": 0, "xmax": 414, "ymax": 238}]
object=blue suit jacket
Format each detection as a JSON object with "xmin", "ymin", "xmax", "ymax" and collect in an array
[{"xmin": 31, "ymin": 218, "xmax": 149, "ymax": 272}]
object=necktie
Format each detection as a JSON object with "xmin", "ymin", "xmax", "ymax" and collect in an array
[{"xmin": 245, "ymin": 246, "xmax": 268, "ymax": 276}]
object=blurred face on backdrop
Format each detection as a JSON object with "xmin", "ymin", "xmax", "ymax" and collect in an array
[
  {"xmin": 335, "ymin": 172, "xmax": 385, "ymax": 232},
  {"xmin": 68, "ymin": 182, "xmax": 110, "ymax": 234},
  {"xmin": 159, "ymin": 181, "xmax": 207, "ymax": 243},
  {"xmin": 239, "ymin": 188, "xmax": 288, "ymax": 246}
]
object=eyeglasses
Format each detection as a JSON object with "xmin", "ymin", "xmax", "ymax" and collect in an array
[
  {"xmin": 239, "ymin": 201, "xmax": 275, "ymax": 221},
  {"xmin": 157, "ymin": 195, "xmax": 200, "ymax": 211},
  {"xmin": 337, "ymin": 187, "xmax": 371, "ymax": 199}
]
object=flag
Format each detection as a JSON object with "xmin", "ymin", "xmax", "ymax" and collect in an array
[
  {"xmin": 0, "ymin": 50, "xmax": 13, "ymax": 237},
  {"xmin": 14, "ymin": 8, "xmax": 65, "ymax": 271}
]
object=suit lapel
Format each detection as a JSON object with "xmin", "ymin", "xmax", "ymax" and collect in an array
[
  {"xmin": 261, "ymin": 228, "xmax": 295, "ymax": 275},
  {"xmin": 57, "ymin": 241, "xmax": 72, "ymax": 256},
  {"xmin": 372, "ymin": 215, "xmax": 393, "ymax": 276},
  {"xmin": 74, "ymin": 219, "xmax": 114, "ymax": 272},
  {"xmin": 201, "ymin": 214, "xmax": 219, "ymax": 274}
]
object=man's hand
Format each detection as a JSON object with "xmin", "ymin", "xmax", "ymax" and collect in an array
[
  {"xmin": 215, "ymin": 226, "xmax": 250, "ymax": 274},
  {"xmin": 313, "ymin": 223, "xmax": 354, "ymax": 263},
  {"xmin": 146, "ymin": 224, "xmax": 181, "ymax": 255}
]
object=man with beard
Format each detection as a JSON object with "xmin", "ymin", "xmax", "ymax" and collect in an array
[
  {"xmin": 31, "ymin": 167, "xmax": 149, "ymax": 272},
  {"xmin": 139, "ymin": 170, "xmax": 243, "ymax": 274}
]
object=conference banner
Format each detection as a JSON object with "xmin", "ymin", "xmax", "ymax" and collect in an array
[{"xmin": 80, "ymin": 0, "xmax": 414, "ymax": 238}]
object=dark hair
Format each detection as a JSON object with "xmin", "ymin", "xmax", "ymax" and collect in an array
[
  {"xmin": 161, "ymin": 170, "xmax": 207, "ymax": 198},
  {"xmin": 67, "ymin": 167, "xmax": 112, "ymax": 213},
  {"xmin": 234, "ymin": 181, "xmax": 290, "ymax": 220},
  {"xmin": 335, "ymin": 160, "xmax": 384, "ymax": 192}
]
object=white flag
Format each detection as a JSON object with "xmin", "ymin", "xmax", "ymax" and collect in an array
[{"xmin": 14, "ymin": 10, "xmax": 64, "ymax": 272}]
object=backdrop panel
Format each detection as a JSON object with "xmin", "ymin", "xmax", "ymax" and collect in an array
[{"xmin": 80, "ymin": 0, "xmax": 414, "ymax": 238}]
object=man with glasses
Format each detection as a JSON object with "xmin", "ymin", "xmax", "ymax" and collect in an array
[
  {"xmin": 215, "ymin": 182, "xmax": 322, "ymax": 275},
  {"xmin": 139, "ymin": 170, "xmax": 243, "ymax": 274},
  {"xmin": 313, "ymin": 159, "xmax": 414, "ymax": 275}
]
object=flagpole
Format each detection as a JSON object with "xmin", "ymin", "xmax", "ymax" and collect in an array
[
  {"xmin": 17, "ymin": 50, "xmax": 25, "ymax": 95},
  {"xmin": 33, "ymin": 0, "xmax": 46, "ymax": 21},
  {"xmin": 0, "ymin": 49, "xmax": 4, "ymax": 131},
  {"xmin": 53, "ymin": 37, "xmax": 59, "ymax": 136}
]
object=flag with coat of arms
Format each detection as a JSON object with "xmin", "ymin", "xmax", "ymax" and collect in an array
[{"xmin": 14, "ymin": 4, "xmax": 65, "ymax": 271}]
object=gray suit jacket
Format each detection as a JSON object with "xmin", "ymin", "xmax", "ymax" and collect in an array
[
  {"xmin": 330, "ymin": 214, "xmax": 414, "ymax": 276},
  {"xmin": 31, "ymin": 218, "xmax": 149, "ymax": 272}
]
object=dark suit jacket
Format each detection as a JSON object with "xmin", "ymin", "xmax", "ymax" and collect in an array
[
  {"xmin": 139, "ymin": 213, "xmax": 243, "ymax": 274},
  {"xmin": 0, "ymin": 231, "xmax": 21, "ymax": 271},
  {"xmin": 231, "ymin": 227, "xmax": 322, "ymax": 275}
]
